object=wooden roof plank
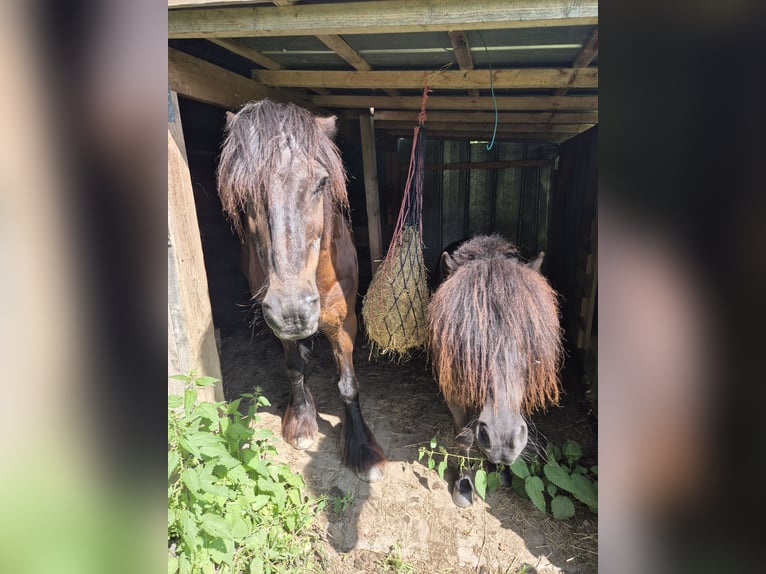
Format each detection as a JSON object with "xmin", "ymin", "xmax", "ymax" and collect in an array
[
  {"xmin": 169, "ymin": 0, "xmax": 599, "ymax": 38},
  {"xmin": 253, "ymin": 68, "xmax": 597, "ymax": 90},
  {"xmin": 369, "ymin": 110, "xmax": 598, "ymax": 124},
  {"xmin": 312, "ymin": 94, "xmax": 597, "ymax": 111}
]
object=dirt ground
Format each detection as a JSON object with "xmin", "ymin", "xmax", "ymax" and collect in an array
[{"xmin": 218, "ymin": 321, "xmax": 597, "ymax": 574}]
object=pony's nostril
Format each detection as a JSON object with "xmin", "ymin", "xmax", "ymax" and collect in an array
[{"xmin": 477, "ymin": 423, "xmax": 490, "ymax": 448}]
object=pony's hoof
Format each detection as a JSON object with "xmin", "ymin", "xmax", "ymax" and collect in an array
[
  {"xmin": 291, "ymin": 435, "xmax": 316, "ymax": 450},
  {"xmin": 356, "ymin": 462, "xmax": 385, "ymax": 483},
  {"xmin": 452, "ymin": 477, "xmax": 474, "ymax": 508}
]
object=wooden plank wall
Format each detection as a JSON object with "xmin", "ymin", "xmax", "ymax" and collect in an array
[
  {"xmin": 547, "ymin": 126, "xmax": 597, "ymax": 355},
  {"xmin": 392, "ymin": 138, "xmax": 558, "ymax": 278}
]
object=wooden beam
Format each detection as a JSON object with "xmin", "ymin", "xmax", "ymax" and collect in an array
[
  {"xmin": 168, "ymin": 0, "xmax": 599, "ymax": 39},
  {"xmin": 554, "ymin": 26, "xmax": 598, "ymax": 96},
  {"xmin": 411, "ymin": 159, "xmax": 555, "ymax": 171},
  {"xmin": 253, "ymin": 68, "xmax": 597, "ymax": 90},
  {"xmin": 359, "ymin": 114, "xmax": 383, "ymax": 276},
  {"xmin": 208, "ymin": 38, "xmax": 283, "ymax": 69},
  {"xmin": 313, "ymin": 94, "xmax": 598, "ymax": 111},
  {"xmin": 369, "ymin": 110, "xmax": 598, "ymax": 124},
  {"xmin": 448, "ymin": 31, "xmax": 479, "ymax": 97},
  {"xmin": 168, "ymin": 90, "xmax": 224, "ymax": 402},
  {"xmin": 384, "ymin": 130, "xmax": 570, "ymax": 143},
  {"xmin": 170, "ymin": 1, "xmax": 274, "ymax": 7},
  {"xmin": 168, "ymin": 48, "xmax": 321, "ymax": 112},
  {"xmin": 315, "ymin": 34, "xmax": 400, "ymax": 98},
  {"xmin": 373, "ymin": 120, "xmax": 592, "ymax": 134}
]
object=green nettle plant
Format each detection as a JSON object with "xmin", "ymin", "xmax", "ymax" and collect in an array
[
  {"xmin": 168, "ymin": 374, "xmax": 324, "ymax": 574},
  {"xmin": 418, "ymin": 438, "xmax": 597, "ymax": 520}
]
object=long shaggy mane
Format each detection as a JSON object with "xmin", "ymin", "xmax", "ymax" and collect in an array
[
  {"xmin": 428, "ymin": 236, "xmax": 562, "ymax": 414},
  {"xmin": 216, "ymin": 99, "xmax": 348, "ymax": 237}
]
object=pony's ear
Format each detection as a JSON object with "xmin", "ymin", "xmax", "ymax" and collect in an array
[
  {"xmin": 225, "ymin": 111, "xmax": 235, "ymax": 125},
  {"xmin": 440, "ymin": 251, "xmax": 458, "ymax": 278},
  {"xmin": 528, "ymin": 251, "xmax": 545, "ymax": 272},
  {"xmin": 316, "ymin": 115, "xmax": 338, "ymax": 140}
]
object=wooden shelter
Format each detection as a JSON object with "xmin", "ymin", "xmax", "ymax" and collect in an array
[{"xmin": 167, "ymin": 0, "xmax": 598, "ymax": 388}]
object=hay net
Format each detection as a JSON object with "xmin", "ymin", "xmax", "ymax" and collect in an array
[{"xmin": 362, "ymin": 92, "xmax": 431, "ymax": 358}]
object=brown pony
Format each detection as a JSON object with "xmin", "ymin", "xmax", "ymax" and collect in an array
[
  {"xmin": 428, "ymin": 235, "xmax": 561, "ymax": 506},
  {"xmin": 217, "ymin": 99, "xmax": 385, "ymax": 482}
]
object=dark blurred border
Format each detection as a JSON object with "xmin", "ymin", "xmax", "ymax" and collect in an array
[
  {"xmin": 601, "ymin": 1, "xmax": 766, "ymax": 572},
  {"xmin": 3, "ymin": 1, "xmax": 765, "ymax": 572}
]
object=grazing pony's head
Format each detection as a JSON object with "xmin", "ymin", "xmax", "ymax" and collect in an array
[
  {"xmin": 217, "ymin": 99, "xmax": 347, "ymax": 340},
  {"xmin": 428, "ymin": 235, "xmax": 562, "ymax": 465}
]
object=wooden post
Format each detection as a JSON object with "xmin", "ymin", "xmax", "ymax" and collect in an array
[
  {"xmin": 359, "ymin": 113, "xmax": 383, "ymax": 276},
  {"xmin": 168, "ymin": 90, "xmax": 224, "ymax": 402}
]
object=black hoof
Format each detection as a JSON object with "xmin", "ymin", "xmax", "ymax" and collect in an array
[{"xmin": 452, "ymin": 477, "xmax": 474, "ymax": 508}]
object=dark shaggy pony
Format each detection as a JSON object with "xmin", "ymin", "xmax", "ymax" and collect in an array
[
  {"xmin": 428, "ymin": 235, "xmax": 562, "ymax": 506},
  {"xmin": 217, "ymin": 99, "xmax": 385, "ymax": 482}
]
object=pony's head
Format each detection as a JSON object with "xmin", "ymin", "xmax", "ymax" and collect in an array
[
  {"xmin": 217, "ymin": 100, "xmax": 347, "ymax": 340},
  {"xmin": 430, "ymin": 235, "xmax": 561, "ymax": 465}
]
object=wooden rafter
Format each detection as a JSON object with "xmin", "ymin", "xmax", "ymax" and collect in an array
[
  {"xmin": 208, "ymin": 38, "xmax": 283, "ymax": 69},
  {"xmin": 315, "ymin": 34, "xmax": 400, "ymax": 98},
  {"xmin": 448, "ymin": 31, "xmax": 479, "ymax": 97},
  {"xmin": 367, "ymin": 110, "xmax": 598, "ymax": 124},
  {"xmin": 312, "ymin": 94, "xmax": 597, "ymax": 111},
  {"xmin": 554, "ymin": 26, "xmax": 598, "ymax": 96},
  {"xmin": 168, "ymin": 48, "xmax": 320, "ymax": 112},
  {"xmin": 253, "ymin": 68, "xmax": 597, "ymax": 90},
  {"xmin": 168, "ymin": 0, "xmax": 599, "ymax": 39},
  {"xmin": 383, "ymin": 130, "xmax": 571, "ymax": 143},
  {"xmin": 372, "ymin": 120, "xmax": 592, "ymax": 134}
]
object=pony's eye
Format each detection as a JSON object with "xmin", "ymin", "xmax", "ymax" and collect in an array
[{"xmin": 314, "ymin": 176, "xmax": 328, "ymax": 196}]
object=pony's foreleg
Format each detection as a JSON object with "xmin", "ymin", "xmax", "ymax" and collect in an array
[
  {"xmin": 280, "ymin": 340, "xmax": 319, "ymax": 450},
  {"xmin": 330, "ymin": 316, "xmax": 386, "ymax": 483},
  {"xmin": 448, "ymin": 402, "xmax": 476, "ymax": 508}
]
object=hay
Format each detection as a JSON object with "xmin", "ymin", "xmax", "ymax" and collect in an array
[{"xmin": 362, "ymin": 225, "xmax": 430, "ymax": 357}]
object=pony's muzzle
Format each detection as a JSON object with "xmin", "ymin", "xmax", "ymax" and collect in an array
[{"xmin": 261, "ymin": 289, "xmax": 320, "ymax": 340}]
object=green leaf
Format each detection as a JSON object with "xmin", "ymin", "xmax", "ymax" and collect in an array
[
  {"xmin": 417, "ymin": 448, "xmax": 424, "ymax": 462},
  {"xmin": 551, "ymin": 495, "xmax": 576, "ymax": 520},
  {"xmin": 474, "ymin": 469, "xmax": 488, "ymax": 500},
  {"xmin": 195, "ymin": 376, "xmax": 220, "ymax": 387},
  {"xmin": 169, "ymin": 374, "xmax": 190, "ymax": 382},
  {"xmin": 511, "ymin": 475, "xmax": 526, "ymax": 498},
  {"xmin": 562, "ymin": 440, "xmax": 583, "ymax": 465},
  {"xmin": 429, "ymin": 437, "xmax": 437, "ymax": 449},
  {"xmin": 569, "ymin": 473, "xmax": 598, "ymax": 511},
  {"xmin": 167, "ymin": 554, "xmax": 178, "ymax": 574},
  {"xmin": 546, "ymin": 442, "xmax": 562, "ymax": 462},
  {"xmin": 201, "ymin": 513, "xmax": 231, "ymax": 540},
  {"xmin": 590, "ymin": 465, "xmax": 598, "ymax": 476},
  {"xmin": 437, "ymin": 459, "xmax": 447, "ymax": 480},
  {"xmin": 543, "ymin": 462, "xmax": 573, "ymax": 492},
  {"xmin": 524, "ymin": 476, "xmax": 546, "ymax": 513},
  {"xmin": 251, "ymin": 494, "xmax": 271, "ymax": 512},
  {"xmin": 181, "ymin": 467, "xmax": 202, "ymax": 494},
  {"xmin": 427, "ymin": 457, "xmax": 435, "ymax": 470},
  {"xmin": 168, "ymin": 450, "xmax": 180, "ymax": 480},
  {"xmin": 168, "ymin": 395, "xmax": 183, "ymax": 409},
  {"xmin": 546, "ymin": 483, "xmax": 558, "ymax": 497},
  {"xmin": 201, "ymin": 479, "xmax": 231, "ymax": 499},
  {"xmin": 487, "ymin": 471, "xmax": 503, "ymax": 494},
  {"xmin": 179, "ymin": 509, "xmax": 199, "ymax": 552},
  {"xmin": 509, "ymin": 458, "xmax": 530, "ymax": 479},
  {"xmin": 226, "ymin": 512, "xmax": 250, "ymax": 540},
  {"xmin": 249, "ymin": 557, "xmax": 264, "ymax": 574},
  {"xmin": 438, "ymin": 445, "xmax": 448, "ymax": 455},
  {"xmin": 195, "ymin": 402, "xmax": 220, "ymax": 425},
  {"xmin": 184, "ymin": 389, "xmax": 196, "ymax": 413},
  {"xmin": 256, "ymin": 395, "xmax": 271, "ymax": 408},
  {"xmin": 574, "ymin": 465, "xmax": 587, "ymax": 475}
]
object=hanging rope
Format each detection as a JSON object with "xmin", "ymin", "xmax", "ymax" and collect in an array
[{"xmin": 362, "ymin": 78, "xmax": 432, "ymax": 359}]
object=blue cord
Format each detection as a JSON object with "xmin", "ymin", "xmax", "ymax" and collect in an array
[{"xmin": 478, "ymin": 31, "xmax": 498, "ymax": 150}]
